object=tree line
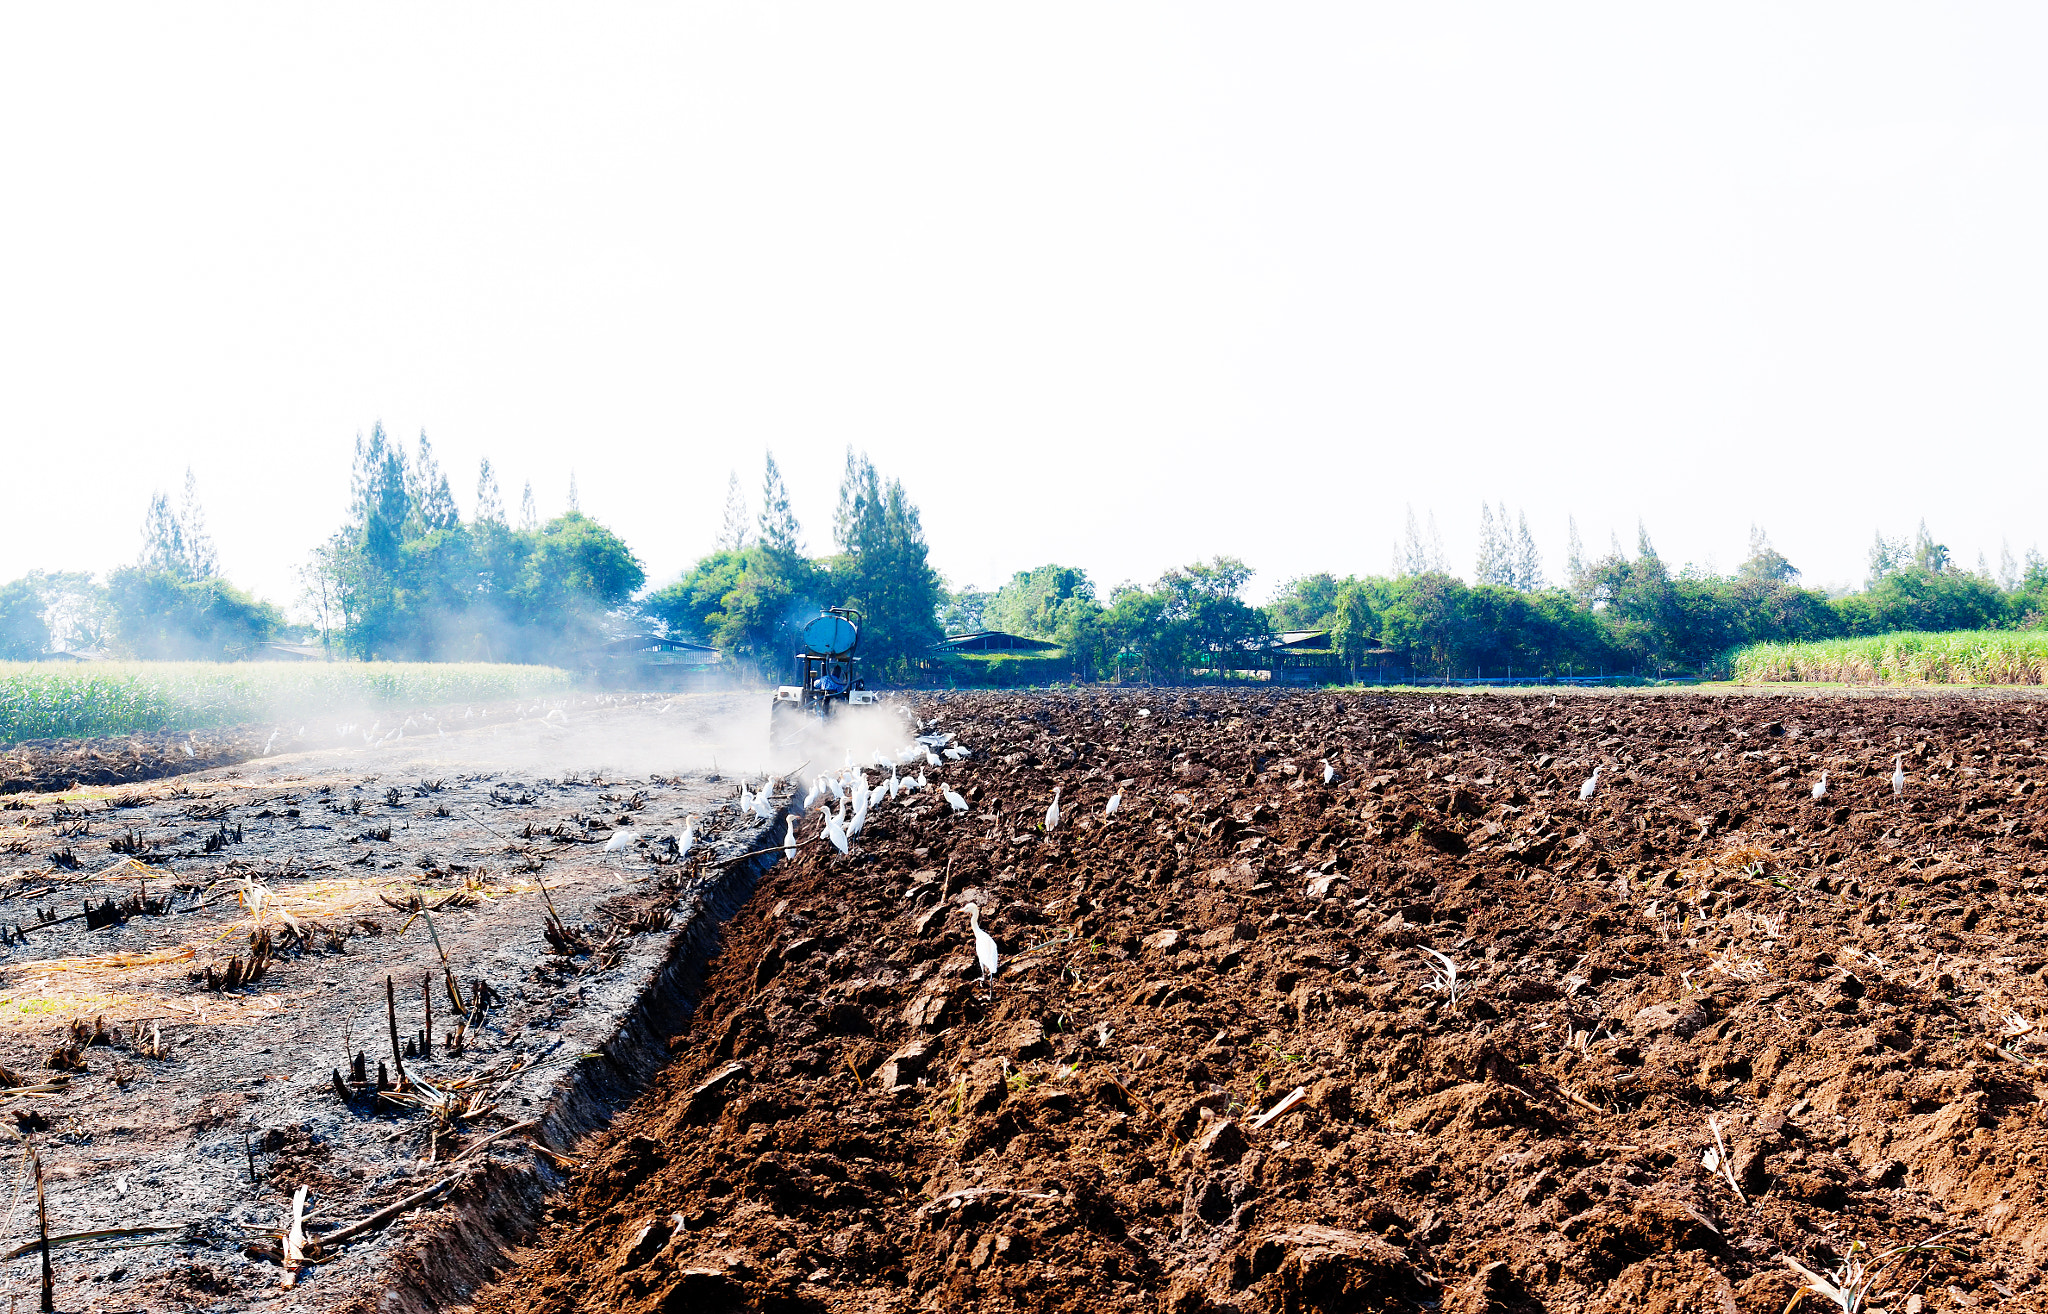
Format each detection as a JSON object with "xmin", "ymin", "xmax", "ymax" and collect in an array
[
  {"xmin": 947, "ymin": 518, "xmax": 2048, "ymax": 683},
  {"xmin": 3, "ymin": 439, "xmax": 2044, "ymax": 685}
]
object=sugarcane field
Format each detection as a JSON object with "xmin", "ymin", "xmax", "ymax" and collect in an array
[{"xmin": 0, "ymin": 686, "xmax": 2043, "ymax": 1312}]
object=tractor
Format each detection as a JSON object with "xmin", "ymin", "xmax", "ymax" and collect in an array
[{"xmin": 770, "ymin": 607, "xmax": 880, "ymax": 748}]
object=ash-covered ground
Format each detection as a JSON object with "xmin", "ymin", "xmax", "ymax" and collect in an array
[{"xmin": 0, "ymin": 690, "xmax": 810, "ymax": 1312}]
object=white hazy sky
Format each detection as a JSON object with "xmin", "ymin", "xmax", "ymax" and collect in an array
[{"xmin": 4, "ymin": 4, "xmax": 2047, "ymax": 613}]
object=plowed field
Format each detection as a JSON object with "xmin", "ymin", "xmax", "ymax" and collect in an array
[{"xmin": 473, "ymin": 689, "xmax": 2048, "ymax": 1314}]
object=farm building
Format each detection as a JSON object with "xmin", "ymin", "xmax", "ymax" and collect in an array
[
  {"xmin": 588, "ymin": 634, "xmax": 723, "ymax": 686},
  {"xmin": 1197, "ymin": 629, "xmax": 1348, "ymax": 684},
  {"xmin": 937, "ymin": 630, "xmax": 1061, "ymax": 654}
]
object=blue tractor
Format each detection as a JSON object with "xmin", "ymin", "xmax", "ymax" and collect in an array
[{"xmin": 770, "ymin": 608, "xmax": 880, "ymax": 748}]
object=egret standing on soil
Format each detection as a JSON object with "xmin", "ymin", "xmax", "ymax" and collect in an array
[
  {"xmin": 1045, "ymin": 787, "xmax": 1061, "ymax": 832},
  {"xmin": 965, "ymin": 903, "xmax": 999, "ymax": 983},
  {"xmin": 1893, "ymin": 755, "xmax": 1906, "ymax": 799},
  {"xmin": 1811, "ymin": 772, "xmax": 1828, "ymax": 801},
  {"xmin": 1580, "ymin": 766, "xmax": 1600, "ymax": 801}
]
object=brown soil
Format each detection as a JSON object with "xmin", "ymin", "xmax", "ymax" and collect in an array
[{"xmin": 472, "ymin": 689, "xmax": 2048, "ymax": 1314}]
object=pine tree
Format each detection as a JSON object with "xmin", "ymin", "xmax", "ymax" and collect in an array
[
  {"xmin": 758, "ymin": 452, "xmax": 802, "ymax": 555},
  {"xmin": 832, "ymin": 454, "xmax": 943, "ymax": 672},
  {"xmin": 833, "ymin": 449, "xmax": 875, "ymax": 552},
  {"xmin": 351, "ymin": 423, "xmax": 411, "ymax": 571},
  {"xmin": 567, "ymin": 473, "xmax": 580, "ymax": 514},
  {"xmin": 1513, "ymin": 510, "xmax": 1543, "ymax": 591},
  {"xmin": 1474, "ymin": 503, "xmax": 1506, "ymax": 586},
  {"xmin": 408, "ymin": 434, "xmax": 460, "ymax": 532},
  {"xmin": 1636, "ymin": 520, "xmax": 1659, "ymax": 562},
  {"xmin": 138, "ymin": 491, "xmax": 187, "ymax": 576},
  {"xmin": 475, "ymin": 458, "xmax": 506, "ymax": 526},
  {"xmin": 519, "ymin": 482, "xmax": 539, "ymax": 532},
  {"xmin": 176, "ymin": 469, "xmax": 218, "ymax": 579},
  {"xmin": 1913, "ymin": 520, "xmax": 1949, "ymax": 573},
  {"xmin": 1566, "ymin": 515, "xmax": 1590, "ymax": 600},
  {"xmin": 2000, "ymin": 540, "xmax": 2021, "ymax": 592},
  {"xmin": 716, "ymin": 470, "xmax": 750, "ymax": 552}
]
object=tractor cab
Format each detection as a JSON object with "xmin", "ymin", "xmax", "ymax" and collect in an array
[{"xmin": 771, "ymin": 608, "xmax": 879, "ymax": 747}]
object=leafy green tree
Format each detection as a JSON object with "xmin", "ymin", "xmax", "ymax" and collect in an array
[
  {"xmin": 303, "ymin": 426, "xmax": 650, "ymax": 664},
  {"xmin": 105, "ymin": 568, "xmax": 283, "ymax": 659},
  {"xmin": 643, "ymin": 546, "xmax": 823, "ymax": 677},
  {"xmin": 984, "ymin": 565, "xmax": 1096, "ymax": 638},
  {"xmin": 1378, "ymin": 572, "xmax": 1476, "ymax": 677},
  {"xmin": 1834, "ymin": 567, "xmax": 2002, "ymax": 635},
  {"xmin": 1096, "ymin": 584, "xmax": 1173, "ymax": 679},
  {"xmin": 1328, "ymin": 579, "xmax": 1377, "ymax": 680},
  {"xmin": 940, "ymin": 587, "xmax": 991, "ymax": 635},
  {"xmin": 0, "ymin": 577, "xmax": 50, "ymax": 660},
  {"xmin": 1141, "ymin": 557, "xmax": 1269, "ymax": 677},
  {"xmin": 1737, "ymin": 526, "xmax": 1799, "ymax": 585},
  {"xmin": 1267, "ymin": 573, "xmax": 1343, "ymax": 630}
]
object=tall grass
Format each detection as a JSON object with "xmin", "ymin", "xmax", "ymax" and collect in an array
[
  {"xmin": 1728, "ymin": 631, "xmax": 2048, "ymax": 686},
  {"xmin": 0, "ymin": 661, "xmax": 576, "ymax": 741}
]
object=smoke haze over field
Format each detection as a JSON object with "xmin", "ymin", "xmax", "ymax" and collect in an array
[
  {"xmin": 248, "ymin": 693, "xmax": 924, "ymax": 792},
  {"xmin": 4, "ymin": 5, "xmax": 2048, "ymax": 603}
]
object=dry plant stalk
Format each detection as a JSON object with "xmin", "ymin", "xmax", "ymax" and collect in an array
[
  {"xmin": 1701, "ymin": 1114, "xmax": 1746, "ymax": 1203},
  {"xmin": 280, "ymin": 1184, "xmax": 309, "ymax": 1288},
  {"xmin": 1782, "ymin": 1231, "xmax": 1954, "ymax": 1314}
]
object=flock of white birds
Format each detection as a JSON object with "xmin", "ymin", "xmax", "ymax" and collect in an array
[{"xmin": 606, "ymin": 716, "xmax": 1926, "ymax": 996}]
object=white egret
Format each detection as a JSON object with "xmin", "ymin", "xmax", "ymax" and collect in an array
[
  {"xmin": 678, "ymin": 814, "xmax": 698, "ymax": 858},
  {"xmin": 1892, "ymin": 755, "xmax": 1906, "ymax": 798},
  {"xmin": 926, "ymin": 749, "xmax": 943, "ymax": 768},
  {"xmin": 1811, "ymin": 772, "xmax": 1828, "ymax": 801},
  {"xmin": 1105, "ymin": 792, "xmax": 1121, "ymax": 817},
  {"xmin": 783, "ymin": 815, "xmax": 798, "ymax": 862},
  {"xmin": 738, "ymin": 782, "xmax": 753, "ymax": 814},
  {"xmin": 1579, "ymin": 767, "xmax": 1600, "ymax": 801},
  {"xmin": 944, "ymin": 788, "xmax": 969, "ymax": 814},
  {"xmin": 965, "ymin": 903, "xmax": 999, "ymax": 982},
  {"xmin": 1322, "ymin": 759, "xmax": 1336, "ymax": 785},
  {"xmin": 824, "ymin": 808, "xmax": 851, "ymax": 855},
  {"xmin": 1045, "ymin": 787, "xmax": 1062, "ymax": 832},
  {"xmin": 944, "ymin": 746, "xmax": 969, "ymax": 761},
  {"xmin": 849, "ymin": 782, "xmax": 869, "ymax": 837},
  {"xmin": 754, "ymin": 783, "xmax": 775, "ymax": 821},
  {"xmin": 604, "ymin": 828, "xmax": 637, "ymax": 853},
  {"xmin": 263, "ymin": 729, "xmax": 279, "ymax": 755}
]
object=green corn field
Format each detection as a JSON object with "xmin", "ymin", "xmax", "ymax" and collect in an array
[{"xmin": 0, "ymin": 661, "xmax": 576, "ymax": 742}]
